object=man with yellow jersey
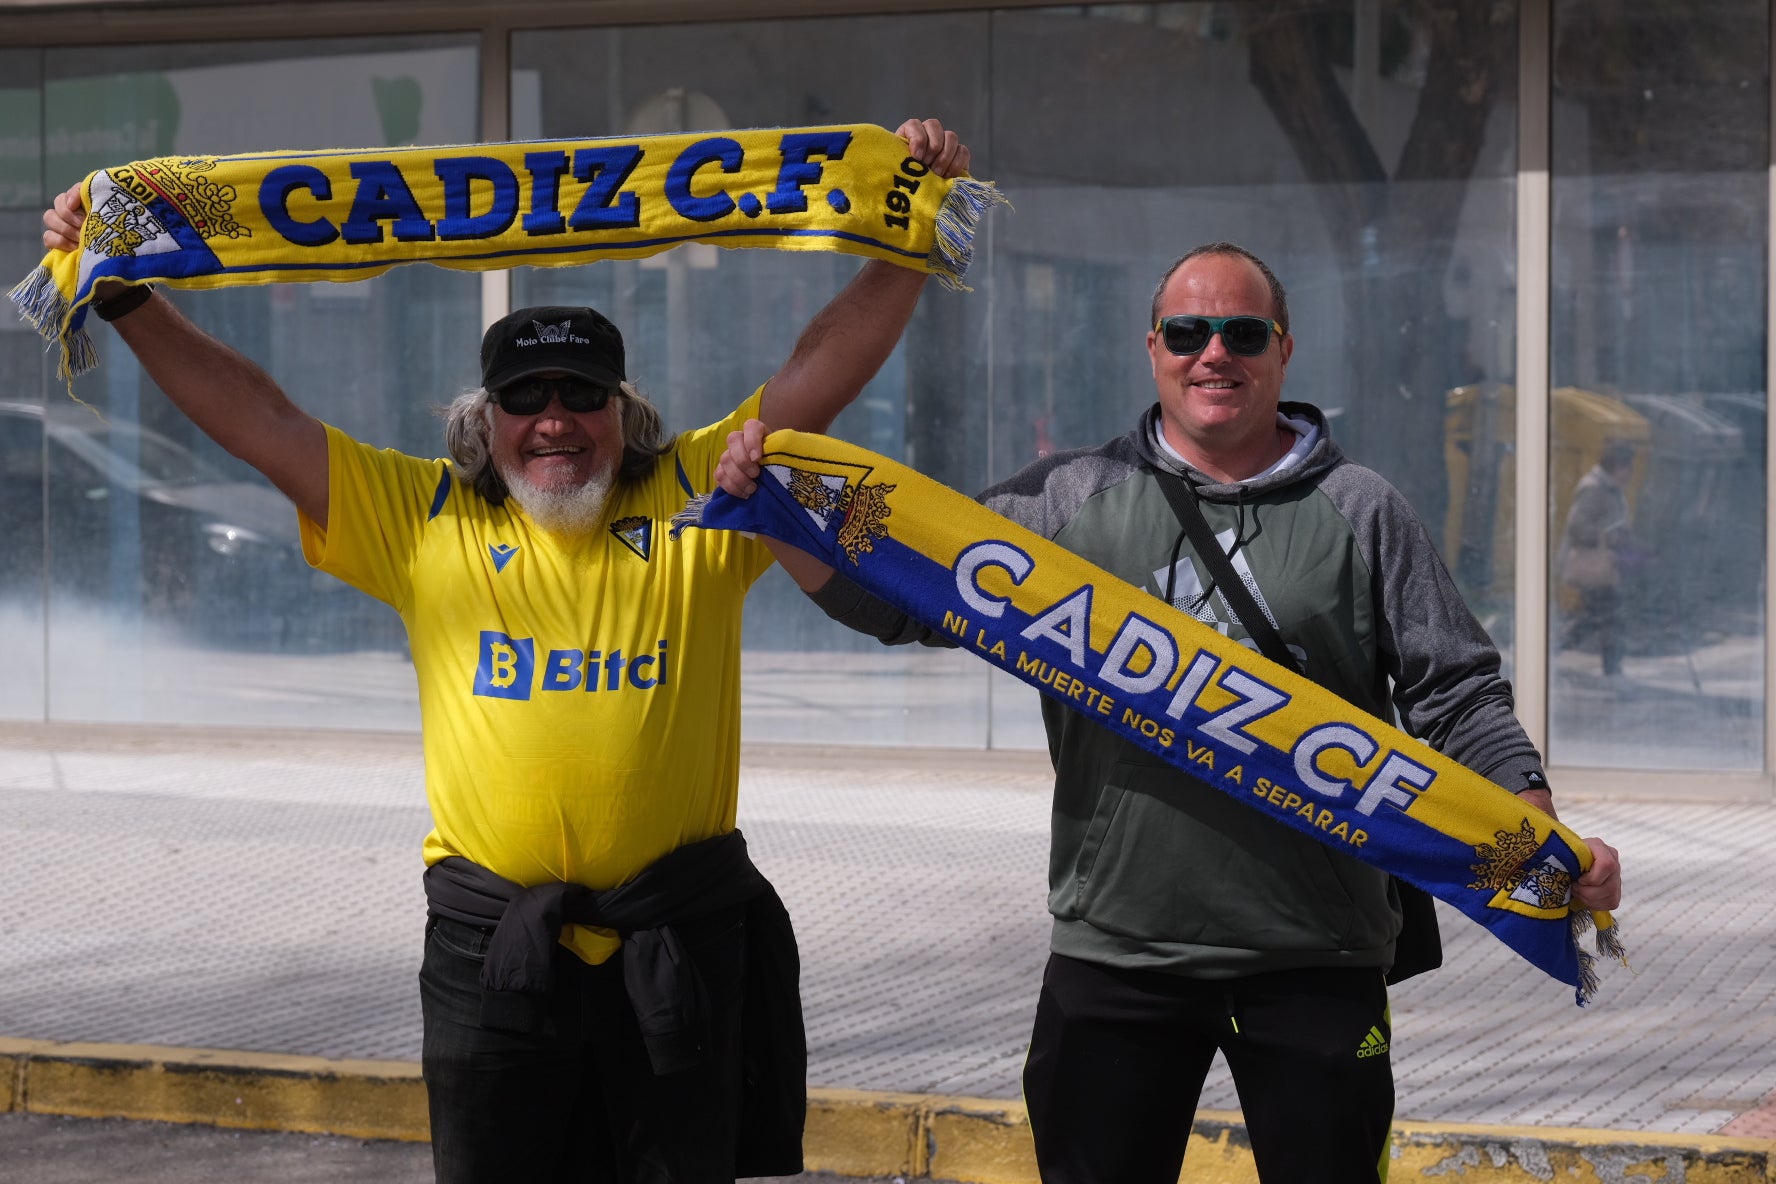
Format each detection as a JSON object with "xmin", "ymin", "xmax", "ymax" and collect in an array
[{"xmin": 43, "ymin": 116, "xmax": 973, "ymax": 1184}]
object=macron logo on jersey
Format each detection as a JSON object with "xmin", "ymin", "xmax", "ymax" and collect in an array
[
  {"xmin": 473, "ymin": 631, "xmax": 671, "ymax": 701},
  {"xmin": 489, "ymin": 543, "xmax": 519, "ymax": 572}
]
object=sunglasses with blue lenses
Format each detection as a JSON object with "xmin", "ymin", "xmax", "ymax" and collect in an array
[
  {"xmin": 1154, "ymin": 314, "xmax": 1283, "ymax": 358},
  {"xmin": 493, "ymin": 377, "xmax": 616, "ymax": 416}
]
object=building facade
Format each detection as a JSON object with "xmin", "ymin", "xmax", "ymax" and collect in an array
[{"xmin": 1, "ymin": 0, "xmax": 1767, "ymax": 800}]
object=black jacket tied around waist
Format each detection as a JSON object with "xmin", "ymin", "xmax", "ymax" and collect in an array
[{"xmin": 422, "ymin": 830, "xmax": 807, "ymax": 1174}]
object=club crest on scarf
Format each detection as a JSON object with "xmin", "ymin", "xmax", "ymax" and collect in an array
[
  {"xmin": 82, "ymin": 157, "xmax": 250, "ymax": 263},
  {"xmin": 111, "ymin": 157, "xmax": 250, "ymax": 242},
  {"xmin": 771, "ymin": 462, "xmax": 893, "ymax": 564},
  {"xmin": 1469, "ymin": 818, "xmax": 1579, "ymax": 918}
]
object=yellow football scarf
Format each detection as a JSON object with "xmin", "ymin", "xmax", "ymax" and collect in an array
[
  {"xmin": 677, "ymin": 432, "xmax": 1629, "ymax": 1004},
  {"xmin": 11, "ymin": 124, "xmax": 1004, "ymax": 380}
]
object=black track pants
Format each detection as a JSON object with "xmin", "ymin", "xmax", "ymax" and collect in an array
[{"xmin": 1022, "ymin": 953, "xmax": 1395, "ymax": 1184}]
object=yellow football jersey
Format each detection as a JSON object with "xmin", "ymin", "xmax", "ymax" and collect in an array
[{"xmin": 300, "ymin": 393, "xmax": 771, "ymax": 963}]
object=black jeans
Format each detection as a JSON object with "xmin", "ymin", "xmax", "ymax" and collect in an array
[
  {"xmin": 419, "ymin": 910, "xmax": 748, "ymax": 1184},
  {"xmin": 1023, "ymin": 953, "xmax": 1395, "ymax": 1184}
]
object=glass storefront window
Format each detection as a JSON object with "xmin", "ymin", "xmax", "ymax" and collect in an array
[
  {"xmin": 20, "ymin": 4, "xmax": 1714, "ymax": 769},
  {"xmin": 0, "ymin": 49, "xmax": 47, "ymax": 721},
  {"xmin": 18, "ymin": 35, "xmax": 480, "ymax": 729},
  {"xmin": 1549, "ymin": 0, "xmax": 1768, "ymax": 771},
  {"xmin": 512, "ymin": 4, "xmax": 1522, "ymax": 751}
]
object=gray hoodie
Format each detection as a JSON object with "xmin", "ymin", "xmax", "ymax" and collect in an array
[{"xmin": 812, "ymin": 400, "xmax": 1546, "ymax": 977}]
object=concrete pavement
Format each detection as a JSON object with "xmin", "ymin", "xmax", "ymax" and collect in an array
[{"xmin": 2, "ymin": 722, "xmax": 1774, "ymax": 1181}]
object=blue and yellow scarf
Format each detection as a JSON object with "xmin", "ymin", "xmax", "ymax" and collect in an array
[
  {"xmin": 680, "ymin": 432, "xmax": 1628, "ymax": 1004},
  {"xmin": 11, "ymin": 123, "xmax": 1004, "ymax": 380}
]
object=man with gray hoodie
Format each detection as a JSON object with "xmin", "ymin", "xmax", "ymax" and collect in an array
[{"xmin": 717, "ymin": 241, "xmax": 1622, "ymax": 1184}]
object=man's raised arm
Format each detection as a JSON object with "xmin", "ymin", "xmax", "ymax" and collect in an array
[
  {"xmin": 756, "ymin": 117, "xmax": 971, "ymax": 435},
  {"xmin": 42, "ymin": 183, "xmax": 330, "ymax": 527}
]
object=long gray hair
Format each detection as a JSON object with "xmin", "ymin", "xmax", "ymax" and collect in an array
[{"xmin": 439, "ymin": 381, "xmax": 675, "ymax": 505}]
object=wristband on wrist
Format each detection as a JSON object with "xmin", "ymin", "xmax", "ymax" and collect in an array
[{"xmin": 91, "ymin": 283, "xmax": 154, "ymax": 322}]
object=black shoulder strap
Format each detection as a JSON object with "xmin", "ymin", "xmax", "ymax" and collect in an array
[
  {"xmin": 1150, "ymin": 467, "xmax": 1301, "ymax": 673},
  {"xmin": 1152, "ymin": 468, "xmax": 1438, "ymax": 983}
]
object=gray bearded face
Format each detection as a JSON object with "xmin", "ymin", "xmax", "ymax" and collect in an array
[
  {"xmin": 482, "ymin": 376, "xmax": 626, "ymax": 533},
  {"xmin": 497, "ymin": 457, "xmax": 616, "ymax": 535}
]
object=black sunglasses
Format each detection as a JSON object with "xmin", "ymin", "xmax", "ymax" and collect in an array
[
  {"xmin": 1155, "ymin": 314, "xmax": 1283, "ymax": 358},
  {"xmin": 493, "ymin": 377, "xmax": 616, "ymax": 416}
]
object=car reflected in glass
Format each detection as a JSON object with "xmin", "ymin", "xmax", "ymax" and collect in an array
[{"xmin": 0, "ymin": 398, "xmax": 403, "ymax": 652}]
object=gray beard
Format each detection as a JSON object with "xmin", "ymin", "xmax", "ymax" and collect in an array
[{"xmin": 500, "ymin": 464, "xmax": 616, "ymax": 536}]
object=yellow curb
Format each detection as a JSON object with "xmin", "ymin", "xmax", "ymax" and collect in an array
[
  {"xmin": 1387, "ymin": 1119, "xmax": 1776, "ymax": 1183},
  {"xmin": 3, "ymin": 1039, "xmax": 1773, "ymax": 1181},
  {"xmin": 1, "ymin": 1038, "xmax": 425, "ymax": 1142},
  {"xmin": 1, "ymin": 1038, "xmax": 59, "ymax": 1112},
  {"xmin": 803, "ymin": 1087, "xmax": 930, "ymax": 1177},
  {"xmin": 925, "ymin": 1094, "xmax": 1034, "ymax": 1183}
]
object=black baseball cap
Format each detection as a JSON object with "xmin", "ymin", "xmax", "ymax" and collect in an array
[{"xmin": 480, "ymin": 305, "xmax": 627, "ymax": 391}]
